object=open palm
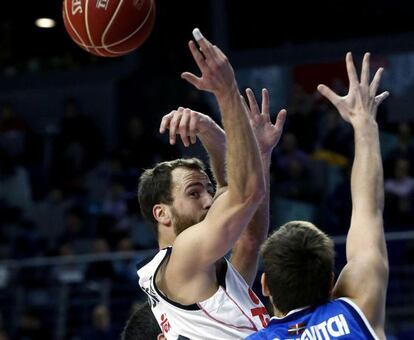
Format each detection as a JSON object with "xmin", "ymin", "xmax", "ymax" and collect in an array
[
  {"xmin": 245, "ymin": 88, "xmax": 287, "ymax": 155},
  {"xmin": 317, "ymin": 52, "xmax": 389, "ymax": 125}
]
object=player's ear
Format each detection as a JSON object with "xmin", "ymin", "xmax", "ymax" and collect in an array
[
  {"xmin": 153, "ymin": 204, "xmax": 172, "ymax": 226},
  {"xmin": 157, "ymin": 334, "xmax": 166, "ymax": 340},
  {"xmin": 261, "ymin": 272, "xmax": 270, "ymax": 297}
]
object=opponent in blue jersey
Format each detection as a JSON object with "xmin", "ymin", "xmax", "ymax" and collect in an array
[{"xmin": 246, "ymin": 52, "xmax": 389, "ymax": 340}]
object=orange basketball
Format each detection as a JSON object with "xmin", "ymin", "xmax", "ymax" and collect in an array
[{"xmin": 62, "ymin": 0, "xmax": 155, "ymax": 57}]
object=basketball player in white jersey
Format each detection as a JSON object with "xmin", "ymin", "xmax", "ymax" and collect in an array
[
  {"xmin": 247, "ymin": 52, "xmax": 389, "ymax": 340},
  {"xmin": 137, "ymin": 28, "xmax": 286, "ymax": 339}
]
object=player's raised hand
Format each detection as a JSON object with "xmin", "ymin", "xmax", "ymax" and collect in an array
[
  {"xmin": 244, "ymin": 88, "xmax": 287, "ymax": 155},
  {"xmin": 159, "ymin": 107, "xmax": 213, "ymax": 147},
  {"xmin": 317, "ymin": 52, "xmax": 389, "ymax": 126},
  {"xmin": 181, "ymin": 28, "xmax": 237, "ymax": 97}
]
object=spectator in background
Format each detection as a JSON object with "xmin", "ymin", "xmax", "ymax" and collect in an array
[
  {"xmin": 29, "ymin": 188, "xmax": 70, "ymax": 251},
  {"xmin": 51, "ymin": 98, "xmax": 104, "ymax": 193},
  {"xmin": 275, "ymin": 157, "xmax": 320, "ymax": 203},
  {"xmin": 384, "ymin": 122, "xmax": 414, "ymax": 177},
  {"xmin": 284, "ymin": 84, "xmax": 319, "ymax": 153},
  {"xmin": 59, "ymin": 207, "xmax": 90, "ymax": 245},
  {"xmin": 273, "ymin": 135, "xmax": 318, "ymax": 202},
  {"xmin": 113, "ymin": 237, "xmax": 138, "ymax": 284},
  {"xmin": 14, "ymin": 311, "xmax": 51, "ymax": 339},
  {"xmin": 12, "ymin": 220, "xmax": 44, "ymax": 259},
  {"xmin": 52, "ymin": 242, "xmax": 85, "ymax": 284},
  {"xmin": 322, "ymin": 165, "xmax": 352, "ymax": 234},
  {"xmin": 384, "ymin": 158, "xmax": 414, "ymax": 227},
  {"xmin": 314, "ymin": 108, "xmax": 353, "ymax": 165},
  {"xmin": 81, "ymin": 304, "xmax": 119, "ymax": 340},
  {"xmin": 273, "ymin": 132, "xmax": 309, "ymax": 180},
  {"xmin": 0, "ymin": 103, "xmax": 26, "ymax": 160},
  {"xmin": 0, "ymin": 146, "xmax": 32, "ymax": 214},
  {"xmin": 85, "ymin": 239, "xmax": 116, "ymax": 282},
  {"xmin": 118, "ymin": 116, "xmax": 179, "ymax": 170},
  {"xmin": 102, "ymin": 182, "xmax": 129, "ymax": 233}
]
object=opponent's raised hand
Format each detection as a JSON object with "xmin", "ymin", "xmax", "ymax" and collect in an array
[
  {"xmin": 159, "ymin": 107, "xmax": 213, "ymax": 147},
  {"xmin": 317, "ymin": 52, "xmax": 389, "ymax": 126},
  {"xmin": 181, "ymin": 28, "xmax": 237, "ymax": 98},
  {"xmin": 244, "ymin": 88, "xmax": 287, "ymax": 155}
]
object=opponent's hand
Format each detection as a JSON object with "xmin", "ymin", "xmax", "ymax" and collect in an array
[
  {"xmin": 244, "ymin": 88, "xmax": 287, "ymax": 155},
  {"xmin": 159, "ymin": 107, "xmax": 213, "ymax": 147},
  {"xmin": 181, "ymin": 28, "xmax": 237, "ymax": 98},
  {"xmin": 317, "ymin": 52, "xmax": 389, "ymax": 126}
]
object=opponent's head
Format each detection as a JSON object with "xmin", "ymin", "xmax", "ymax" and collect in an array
[
  {"xmin": 260, "ymin": 221, "xmax": 335, "ymax": 314},
  {"xmin": 121, "ymin": 301, "xmax": 165, "ymax": 340},
  {"xmin": 138, "ymin": 158, "xmax": 214, "ymax": 239}
]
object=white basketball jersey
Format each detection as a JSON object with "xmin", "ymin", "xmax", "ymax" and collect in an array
[{"xmin": 137, "ymin": 247, "xmax": 270, "ymax": 339}]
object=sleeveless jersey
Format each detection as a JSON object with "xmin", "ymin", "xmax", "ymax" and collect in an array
[
  {"xmin": 245, "ymin": 298, "xmax": 379, "ymax": 340},
  {"xmin": 137, "ymin": 247, "xmax": 270, "ymax": 339}
]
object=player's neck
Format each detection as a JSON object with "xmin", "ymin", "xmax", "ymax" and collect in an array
[
  {"xmin": 158, "ymin": 229, "xmax": 176, "ymax": 249},
  {"xmin": 273, "ymin": 306, "xmax": 286, "ymax": 318}
]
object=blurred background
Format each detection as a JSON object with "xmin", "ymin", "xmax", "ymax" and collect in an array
[{"xmin": 0, "ymin": 0, "xmax": 414, "ymax": 339}]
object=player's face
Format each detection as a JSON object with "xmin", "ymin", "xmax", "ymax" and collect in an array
[{"xmin": 170, "ymin": 167, "xmax": 214, "ymax": 235}]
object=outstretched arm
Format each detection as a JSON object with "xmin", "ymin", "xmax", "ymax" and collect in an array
[
  {"xmin": 319, "ymin": 52, "xmax": 389, "ymax": 338},
  {"xmin": 165, "ymin": 29, "xmax": 265, "ymax": 301},
  {"xmin": 230, "ymin": 88, "xmax": 286, "ymax": 286}
]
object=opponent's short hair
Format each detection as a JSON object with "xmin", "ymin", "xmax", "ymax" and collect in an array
[
  {"xmin": 261, "ymin": 221, "xmax": 335, "ymax": 314},
  {"xmin": 138, "ymin": 158, "xmax": 206, "ymax": 236},
  {"xmin": 121, "ymin": 301, "xmax": 161, "ymax": 340}
]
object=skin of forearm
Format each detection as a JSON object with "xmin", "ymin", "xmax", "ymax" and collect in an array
[
  {"xmin": 198, "ymin": 121, "xmax": 227, "ymax": 188},
  {"xmin": 242, "ymin": 154, "xmax": 271, "ymax": 244},
  {"xmin": 216, "ymin": 86, "xmax": 264, "ymax": 200},
  {"xmin": 230, "ymin": 154, "xmax": 270, "ymax": 285},
  {"xmin": 348, "ymin": 118, "xmax": 387, "ymax": 258},
  {"xmin": 351, "ymin": 119, "xmax": 384, "ymax": 215}
]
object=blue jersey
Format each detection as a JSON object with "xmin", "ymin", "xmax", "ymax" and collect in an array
[{"xmin": 245, "ymin": 298, "xmax": 379, "ymax": 340}]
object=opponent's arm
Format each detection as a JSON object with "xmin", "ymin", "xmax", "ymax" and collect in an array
[
  {"xmin": 319, "ymin": 52, "xmax": 389, "ymax": 339},
  {"xmin": 230, "ymin": 88, "xmax": 286, "ymax": 286}
]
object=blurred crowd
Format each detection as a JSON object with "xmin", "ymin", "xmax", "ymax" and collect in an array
[
  {"xmin": 1, "ymin": 79, "xmax": 414, "ymax": 338},
  {"xmin": 1, "ymin": 80, "xmax": 414, "ymax": 262}
]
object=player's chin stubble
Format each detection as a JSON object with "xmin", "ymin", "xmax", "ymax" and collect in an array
[{"xmin": 171, "ymin": 208, "xmax": 206, "ymax": 236}]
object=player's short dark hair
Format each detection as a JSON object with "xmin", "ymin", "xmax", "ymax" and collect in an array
[
  {"xmin": 121, "ymin": 301, "xmax": 161, "ymax": 340},
  {"xmin": 261, "ymin": 221, "xmax": 335, "ymax": 314},
  {"xmin": 138, "ymin": 158, "xmax": 206, "ymax": 237}
]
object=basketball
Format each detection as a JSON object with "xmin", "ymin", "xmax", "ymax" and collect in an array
[{"xmin": 62, "ymin": 0, "xmax": 155, "ymax": 57}]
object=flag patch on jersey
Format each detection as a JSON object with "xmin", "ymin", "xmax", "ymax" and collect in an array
[{"xmin": 287, "ymin": 322, "xmax": 306, "ymax": 335}]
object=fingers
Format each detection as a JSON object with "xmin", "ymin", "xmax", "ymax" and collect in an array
[
  {"xmin": 346, "ymin": 52, "xmax": 359, "ymax": 86},
  {"xmin": 360, "ymin": 52, "xmax": 370, "ymax": 86},
  {"xmin": 317, "ymin": 84, "xmax": 340, "ymax": 105},
  {"xmin": 168, "ymin": 108, "xmax": 183, "ymax": 145},
  {"xmin": 188, "ymin": 40, "xmax": 208, "ymax": 73},
  {"xmin": 374, "ymin": 91, "xmax": 389, "ymax": 107},
  {"xmin": 261, "ymin": 88, "xmax": 270, "ymax": 121},
  {"xmin": 181, "ymin": 72, "xmax": 202, "ymax": 89},
  {"xmin": 161, "ymin": 108, "xmax": 201, "ymax": 146},
  {"xmin": 192, "ymin": 28, "xmax": 215, "ymax": 61},
  {"xmin": 179, "ymin": 109, "xmax": 192, "ymax": 147},
  {"xmin": 274, "ymin": 109, "xmax": 287, "ymax": 131},
  {"xmin": 188, "ymin": 111, "xmax": 199, "ymax": 145},
  {"xmin": 370, "ymin": 67, "xmax": 384, "ymax": 98},
  {"xmin": 246, "ymin": 88, "xmax": 260, "ymax": 117},
  {"xmin": 159, "ymin": 111, "xmax": 173, "ymax": 134}
]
